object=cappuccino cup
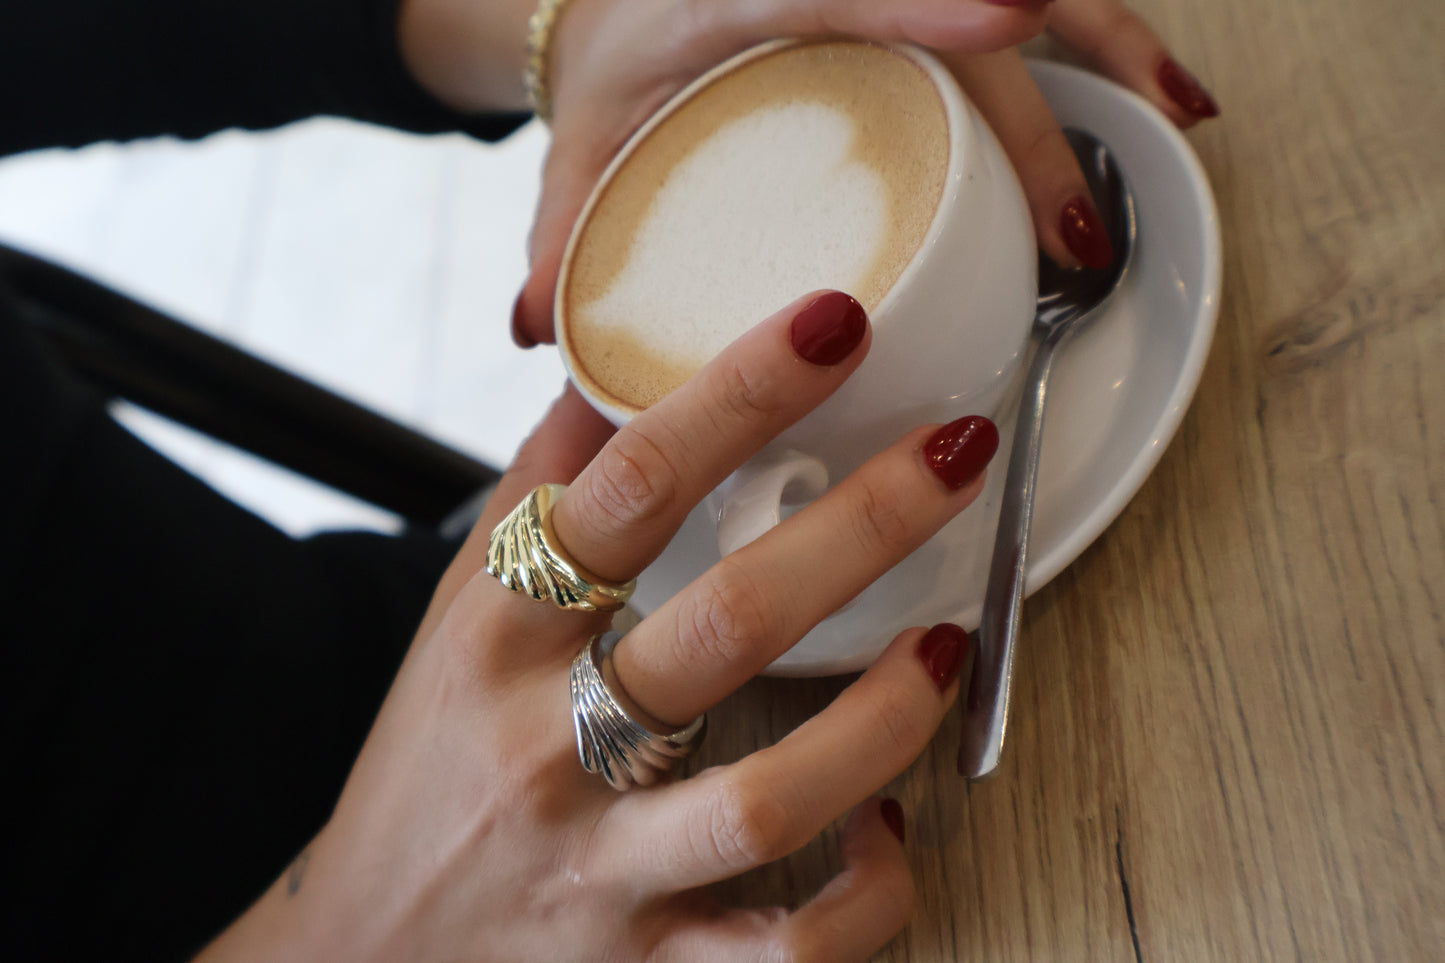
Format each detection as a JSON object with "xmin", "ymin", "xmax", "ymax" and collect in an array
[{"xmin": 556, "ymin": 39, "xmax": 1036, "ymax": 674}]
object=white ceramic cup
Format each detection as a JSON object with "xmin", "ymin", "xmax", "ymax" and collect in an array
[{"xmin": 555, "ymin": 39, "xmax": 1037, "ymax": 673}]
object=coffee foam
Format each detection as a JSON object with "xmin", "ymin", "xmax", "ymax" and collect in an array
[{"xmin": 564, "ymin": 42, "xmax": 949, "ymax": 411}]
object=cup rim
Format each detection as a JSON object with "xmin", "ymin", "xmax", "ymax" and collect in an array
[{"xmin": 553, "ymin": 37, "xmax": 974, "ymax": 426}]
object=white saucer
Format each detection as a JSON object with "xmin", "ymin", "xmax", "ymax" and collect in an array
[{"xmin": 631, "ymin": 61, "xmax": 1222, "ymax": 676}]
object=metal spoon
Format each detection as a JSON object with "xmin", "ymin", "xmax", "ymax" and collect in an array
[{"xmin": 959, "ymin": 129, "xmax": 1137, "ymax": 780}]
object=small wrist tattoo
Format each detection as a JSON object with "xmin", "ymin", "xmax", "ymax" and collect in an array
[{"xmin": 286, "ymin": 847, "xmax": 312, "ymax": 897}]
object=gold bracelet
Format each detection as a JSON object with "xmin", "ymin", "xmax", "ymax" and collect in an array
[{"xmin": 523, "ymin": 0, "xmax": 573, "ymax": 123}]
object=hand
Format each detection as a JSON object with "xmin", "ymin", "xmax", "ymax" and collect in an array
[
  {"xmin": 936, "ymin": 0, "xmax": 1219, "ymax": 272},
  {"xmin": 197, "ymin": 291, "xmax": 1000, "ymax": 961},
  {"xmin": 502, "ymin": 0, "xmax": 1218, "ymax": 345},
  {"xmin": 502, "ymin": 0, "xmax": 1052, "ymax": 345}
]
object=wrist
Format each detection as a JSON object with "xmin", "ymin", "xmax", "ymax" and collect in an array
[
  {"xmin": 398, "ymin": 0, "xmax": 537, "ymax": 113},
  {"xmin": 195, "ymin": 833, "xmax": 348, "ymax": 962}
]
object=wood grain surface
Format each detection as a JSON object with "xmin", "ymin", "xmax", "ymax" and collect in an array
[{"xmin": 702, "ymin": 0, "xmax": 1445, "ymax": 958}]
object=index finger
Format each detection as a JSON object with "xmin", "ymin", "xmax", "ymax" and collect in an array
[{"xmin": 547, "ymin": 290, "xmax": 871, "ymax": 586}]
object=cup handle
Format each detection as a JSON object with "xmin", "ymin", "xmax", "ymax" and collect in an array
[{"xmin": 713, "ymin": 450, "xmax": 829, "ymax": 557}]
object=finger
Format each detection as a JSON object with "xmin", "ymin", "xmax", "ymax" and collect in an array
[
  {"xmin": 1049, "ymin": 0, "xmax": 1220, "ymax": 127},
  {"xmin": 606, "ymin": 623, "xmax": 968, "ymax": 891},
  {"xmin": 547, "ymin": 291, "xmax": 870, "ymax": 586},
  {"xmin": 781, "ymin": 799, "xmax": 916, "ymax": 961},
  {"xmin": 614, "ymin": 413, "xmax": 995, "ymax": 729},
  {"xmin": 944, "ymin": 48, "xmax": 1114, "ymax": 269},
  {"xmin": 654, "ymin": 799, "xmax": 915, "ymax": 963},
  {"xmin": 416, "ymin": 385, "xmax": 615, "ymax": 635},
  {"xmin": 513, "ymin": 126, "xmax": 621, "ymax": 347},
  {"xmin": 714, "ymin": 0, "xmax": 1052, "ymax": 57}
]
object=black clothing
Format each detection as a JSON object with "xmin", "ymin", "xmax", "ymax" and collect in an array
[
  {"xmin": 1, "ymin": 2, "xmax": 525, "ymax": 957},
  {"xmin": 1, "ymin": 0, "xmax": 526, "ymax": 155}
]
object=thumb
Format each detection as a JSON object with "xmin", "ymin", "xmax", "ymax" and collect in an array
[{"xmin": 513, "ymin": 128, "xmax": 617, "ymax": 348}]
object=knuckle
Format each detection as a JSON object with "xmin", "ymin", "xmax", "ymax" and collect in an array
[
  {"xmin": 709, "ymin": 358, "xmax": 785, "ymax": 429},
  {"xmin": 774, "ymin": 867, "xmax": 915, "ymax": 963},
  {"xmin": 676, "ymin": 561, "xmax": 773, "ymax": 668},
  {"xmin": 1109, "ymin": 6, "xmax": 1151, "ymax": 42},
  {"xmin": 776, "ymin": 921, "xmax": 870, "ymax": 963},
  {"xmin": 863, "ymin": 864, "xmax": 918, "ymax": 948},
  {"xmin": 888, "ymin": 862, "xmax": 918, "ymax": 920},
  {"xmin": 1021, "ymin": 124, "xmax": 1069, "ymax": 175},
  {"xmin": 857, "ymin": 680, "xmax": 931, "ymax": 758},
  {"xmin": 755, "ymin": 933, "xmax": 804, "ymax": 963},
  {"xmin": 1088, "ymin": 7, "xmax": 1148, "ymax": 60},
  {"xmin": 699, "ymin": 775, "xmax": 796, "ymax": 870},
  {"xmin": 845, "ymin": 477, "xmax": 918, "ymax": 559},
  {"xmin": 773, "ymin": 929, "xmax": 826, "ymax": 963},
  {"xmin": 583, "ymin": 429, "xmax": 679, "ymax": 532}
]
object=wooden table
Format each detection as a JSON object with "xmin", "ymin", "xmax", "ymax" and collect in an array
[{"xmin": 704, "ymin": 1, "xmax": 1445, "ymax": 957}]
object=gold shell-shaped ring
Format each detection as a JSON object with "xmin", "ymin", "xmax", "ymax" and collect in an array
[{"xmin": 485, "ymin": 483, "xmax": 636, "ymax": 612}]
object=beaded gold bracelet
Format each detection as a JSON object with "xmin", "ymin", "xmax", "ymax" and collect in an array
[{"xmin": 523, "ymin": 0, "xmax": 573, "ymax": 123}]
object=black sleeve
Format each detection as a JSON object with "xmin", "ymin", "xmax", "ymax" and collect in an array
[{"xmin": 1, "ymin": 0, "xmax": 530, "ymax": 157}]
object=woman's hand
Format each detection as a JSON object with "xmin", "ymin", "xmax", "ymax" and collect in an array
[
  {"xmin": 197, "ymin": 290, "xmax": 999, "ymax": 962},
  {"xmin": 934, "ymin": 0, "xmax": 1219, "ymax": 272},
  {"xmin": 493, "ymin": 0, "xmax": 1218, "ymax": 345},
  {"xmin": 506, "ymin": 0, "xmax": 1051, "ymax": 345}
]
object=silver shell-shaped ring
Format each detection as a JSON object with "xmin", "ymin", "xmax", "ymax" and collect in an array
[{"xmin": 570, "ymin": 632, "xmax": 706, "ymax": 791}]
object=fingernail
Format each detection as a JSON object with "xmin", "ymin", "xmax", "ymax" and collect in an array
[
  {"xmin": 880, "ymin": 798, "xmax": 906, "ymax": 844},
  {"xmin": 511, "ymin": 288, "xmax": 537, "ymax": 349},
  {"xmin": 1157, "ymin": 58, "xmax": 1220, "ymax": 119},
  {"xmin": 790, "ymin": 292, "xmax": 868, "ymax": 366},
  {"xmin": 1059, "ymin": 196, "xmax": 1115, "ymax": 270},
  {"xmin": 923, "ymin": 415, "xmax": 999, "ymax": 490},
  {"xmin": 917, "ymin": 622, "xmax": 969, "ymax": 691}
]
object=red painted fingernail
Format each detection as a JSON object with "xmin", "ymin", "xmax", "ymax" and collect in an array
[
  {"xmin": 880, "ymin": 798, "xmax": 906, "ymax": 844},
  {"xmin": 923, "ymin": 415, "xmax": 999, "ymax": 490},
  {"xmin": 789, "ymin": 292, "xmax": 868, "ymax": 366},
  {"xmin": 511, "ymin": 288, "xmax": 537, "ymax": 349},
  {"xmin": 1157, "ymin": 58, "xmax": 1220, "ymax": 119},
  {"xmin": 1060, "ymin": 196, "xmax": 1115, "ymax": 270},
  {"xmin": 918, "ymin": 623, "xmax": 969, "ymax": 691}
]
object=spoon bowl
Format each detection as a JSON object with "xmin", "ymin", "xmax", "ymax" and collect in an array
[{"xmin": 959, "ymin": 129, "xmax": 1137, "ymax": 779}]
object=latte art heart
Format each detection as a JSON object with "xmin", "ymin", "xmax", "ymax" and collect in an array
[{"xmin": 583, "ymin": 103, "xmax": 890, "ymax": 376}]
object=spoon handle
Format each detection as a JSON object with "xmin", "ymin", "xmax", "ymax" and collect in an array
[{"xmin": 959, "ymin": 333, "xmax": 1062, "ymax": 779}]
